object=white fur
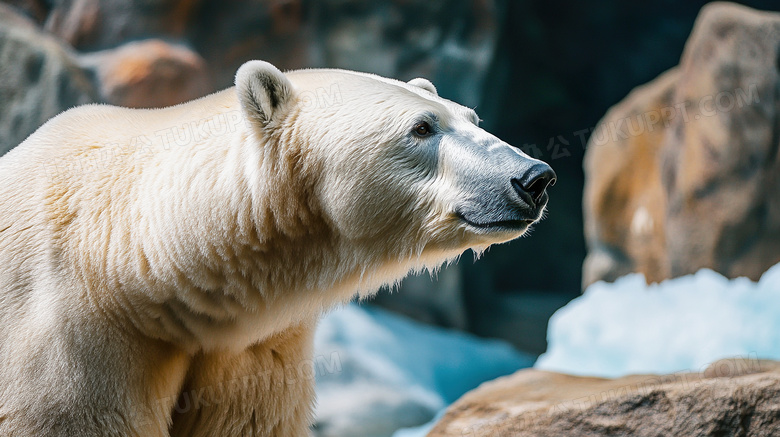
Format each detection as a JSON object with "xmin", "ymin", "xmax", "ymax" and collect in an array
[{"xmin": 0, "ymin": 61, "xmax": 544, "ymax": 436}]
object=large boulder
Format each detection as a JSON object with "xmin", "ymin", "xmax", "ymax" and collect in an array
[
  {"xmin": 0, "ymin": 5, "xmax": 212, "ymax": 155},
  {"xmin": 9, "ymin": 0, "xmax": 499, "ymax": 101},
  {"xmin": 0, "ymin": 3, "xmax": 99, "ymax": 155},
  {"xmin": 662, "ymin": 2, "xmax": 780, "ymax": 280},
  {"xmin": 428, "ymin": 357, "xmax": 780, "ymax": 437},
  {"xmin": 79, "ymin": 39, "xmax": 211, "ymax": 108},
  {"xmin": 8, "ymin": 0, "xmax": 311, "ymax": 87},
  {"xmin": 582, "ymin": 68, "xmax": 679, "ymax": 285},
  {"xmin": 185, "ymin": 0, "xmax": 310, "ymax": 88},
  {"xmin": 310, "ymin": 0, "xmax": 499, "ymax": 108},
  {"xmin": 583, "ymin": 2, "xmax": 780, "ymax": 287}
]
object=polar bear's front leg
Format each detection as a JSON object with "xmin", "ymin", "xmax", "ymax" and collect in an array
[{"xmin": 170, "ymin": 321, "xmax": 317, "ymax": 437}]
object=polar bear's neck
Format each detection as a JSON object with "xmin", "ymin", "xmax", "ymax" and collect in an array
[
  {"xmin": 92, "ymin": 100, "xmax": 431, "ymax": 352},
  {"xmin": 37, "ymin": 91, "xmax": 452, "ymax": 353},
  {"xmin": 120, "ymin": 121, "xmax": 337, "ymax": 351}
]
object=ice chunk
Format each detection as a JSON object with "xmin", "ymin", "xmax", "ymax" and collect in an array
[
  {"xmin": 313, "ymin": 304, "xmax": 534, "ymax": 437},
  {"xmin": 536, "ymin": 264, "xmax": 780, "ymax": 378}
]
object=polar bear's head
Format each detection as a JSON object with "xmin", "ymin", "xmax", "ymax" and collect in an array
[{"xmin": 235, "ymin": 61, "xmax": 555, "ymax": 268}]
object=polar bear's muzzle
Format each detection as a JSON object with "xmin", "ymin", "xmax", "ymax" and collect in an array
[{"xmin": 448, "ymin": 137, "xmax": 556, "ymax": 233}]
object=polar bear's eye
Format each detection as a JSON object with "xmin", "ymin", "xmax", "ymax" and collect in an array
[{"xmin": 413, "ymin": 122, "xmax": 432, "ymax": 137}]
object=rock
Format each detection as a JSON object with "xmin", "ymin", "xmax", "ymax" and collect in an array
[
  {"xmin": 186, "ymin": 0, "xmax": 311, "ymax": 88},
  {"xmin": 79, "ymin": 39, "xmax": 212, "ymax": 108},
  {"xmin": 0, "ymin": 3, "xmax": 100, "ymax": 156},
  {"xmin": 42, "ymin": 0, "xmax": 195, "ymax": 50},
  {"xmin": 3, "ymin": 0, "xmax": 49, "ymax": 23},
  {"xmin": 662, "ymin": 2, "xmax": 780, "ymax": 281},
  {"xmin": 311, "ymin": 0, "xmax": 499, "ymax": 109},
  {"xmin": 582, "ymin": 2, "xmax": 780, "ymax": 287},
  {"xmin": 428, "ymin": 357, "xmax": 780, "ymax": 437},
  {"xmin": 16, "ymin": 0, "xmax": 499, "ymax": 101},
  {"xmin": 582, "ymin": 68, "xmax": 679, "ymax": 286},
  {"xmin": 8, "ymin": 0, "xmax": 310, "ymax": 88}
]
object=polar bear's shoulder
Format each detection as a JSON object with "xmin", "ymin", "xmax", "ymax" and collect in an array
[
  {"xmin": 17, "ymin": 88, "xmax": 240, "ymax": 155},
  {"xmin": 51, "ymin": 88, "xmax": 240, "ymax": 129}
]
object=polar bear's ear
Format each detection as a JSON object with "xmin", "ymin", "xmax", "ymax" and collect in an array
[
  {"xmin": 407, "ymin": 78, "xmax": 437, "ymax": 96},
  {"xmin": 235, "ymin": 60, "xmax": 294, "ymax": 126}
]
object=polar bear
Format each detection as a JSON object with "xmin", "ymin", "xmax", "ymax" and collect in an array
[{"xmin": 0, "ymin": 60, "xmax": 555, "ymax": 436}]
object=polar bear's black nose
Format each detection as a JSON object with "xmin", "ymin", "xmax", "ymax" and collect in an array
[{"xmin": 512, "ymin": 164, "xmax": 557, "ymax": 206}]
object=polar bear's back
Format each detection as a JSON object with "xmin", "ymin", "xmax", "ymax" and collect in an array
[
  {"xmin": 5, "ymin": 88, "xmax": 239, "ymax": 165},
  {"xmin": 0, "ymin": 87, "xmax": 241, "ymax": 238},
  {"xmin": 0, "ymin": 88, "xmax": 241, "ymax": 324}
]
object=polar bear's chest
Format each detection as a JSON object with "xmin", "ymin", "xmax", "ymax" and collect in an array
[{"xmin": 149, "ymin": 281, "xmax": 358, "ymax": 353}]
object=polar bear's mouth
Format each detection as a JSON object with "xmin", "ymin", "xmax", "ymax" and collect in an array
[{"xmin": 455, "ymin": 211, "xmax": 536, "ymax": 231}]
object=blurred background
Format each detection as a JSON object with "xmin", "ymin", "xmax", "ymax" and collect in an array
[{"xmin": 4, "ymin": 0, "xmax": 780, "ymax": 435}]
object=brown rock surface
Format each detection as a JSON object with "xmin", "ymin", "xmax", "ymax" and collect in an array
[
  {"xmin": 661, "ymin": 2, "xmax": 780, "ymax": 281},
  {"xmin": 583, "ymin": 68, "xmax": 679, "ymax": 286},
  {"xmin": 583, "ymin": 2, "xmax": 780, "ymax": 287},
  {"xmin": 79, "ymin": 39, "xmax": 211, "ymax": 108},
  {"xmin": 428, "ymin": 358, "xmax": 780, "ymax": 437}
]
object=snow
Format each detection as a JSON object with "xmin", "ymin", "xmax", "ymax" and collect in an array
[
  {"xmin": 313, "ymin": 303, "xmax": 535, "ymax": 437},
  {"xmin": 536, "ymin": 263, "xmax": 780, "ymax": 378}
]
